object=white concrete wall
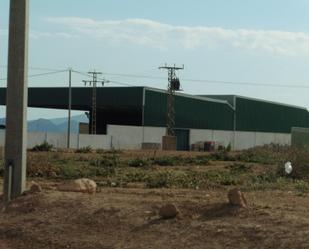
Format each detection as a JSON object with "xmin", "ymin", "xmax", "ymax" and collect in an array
[
  {"xmin": 108, "ymin": 124, "xmax": 292, "ymax": 151},
  {"xmin": 0, "ymin": 130, "xmax": 111, "ymax": 150},
  {"xmin": 108, "ymin": 125, "xmax": 166, "ymax": 149},
  {"xmin": 0, "ymin": 126, "xmax": 292, "ymax": 151},
  {"xmin": 190, "ymin": 129, "xmax": 213, "ymax": 144},
  {"xmin": 190, "ymin": 129, "xmax": 290, "ymax": 151},
  {"xmin": 108, "ymin": 125, "xmax": 143, "ymax": 150},
  {"xmin": 78, "ymin": 134, "xmax": 111, "ymax": 150},
  {"xmin": 255, "ymin": 132, "xmax": 276, "ymax": 147},
  {"xmin": 274, "ymin": 133, "xmax": 291, "ymax": 145},
  {"xmin": 234, "ymin": 131, "xmax": 256, "ymax": 150},
  {"xmin": 213, "ymin": 130, "xmax": 234, "ymax": 147},
  {"xmin": 143, "ymin": 127, "xmax": 166, "ymax": 144}
]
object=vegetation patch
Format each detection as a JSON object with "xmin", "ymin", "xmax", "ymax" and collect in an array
[
  {"xmin": 75, "ymin": 146, "xmax": 92, "ymax": 154},
  {"xmin": 31, "ymin": 141, "xmax": 54, "ymax": 152}
]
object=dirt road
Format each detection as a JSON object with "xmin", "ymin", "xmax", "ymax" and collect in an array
[{"xmin": 1, "ymin": 186, "xmax": 309, "ymax": 249}]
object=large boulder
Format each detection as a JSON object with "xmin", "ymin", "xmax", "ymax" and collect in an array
[
  {"xmin": 228, "ymin": 188, "xmax": 247, "ymax": 208},
  {"xmin": 159, "ymin": 204, "xmax": 179, "ymax": 219},
  {"xmin": 57, "ymin": 178, "xmax": 97, "ymax": 194}
]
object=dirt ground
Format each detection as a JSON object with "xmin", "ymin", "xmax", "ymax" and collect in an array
[{"xmin": 1, "ymin": 182, "xmax": 309, "ymax": 249}]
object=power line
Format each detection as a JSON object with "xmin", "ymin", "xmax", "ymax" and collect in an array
[
  {"xmin": 3, "ymin": 65, "xmax": 309, "ymax": 89},
  {"xmin": 90, "ymin": 71, "xmax": 309, "ymax": 89},
  {"xmin": 108, "ymin": 80, "xmax": 134, "ymax": 87},
  {"xmin": 0, "ymin": 69, "xmax": 68, "ymax": 81},
  {"xmin": 0, "ymin": 64, "xmax": 67, "ymax": 72}
]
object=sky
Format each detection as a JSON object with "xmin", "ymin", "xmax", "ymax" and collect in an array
[{"xmin": 2, "ymin": 0, "xmax": 309, "ymax": 119}]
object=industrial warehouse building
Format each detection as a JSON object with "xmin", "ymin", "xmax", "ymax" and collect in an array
[{"xmin": 1, "ymin": 86, "xmax": 309, "ymax": 150}]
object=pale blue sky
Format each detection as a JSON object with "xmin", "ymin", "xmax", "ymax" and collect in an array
[{"xmin": 2, "ymin": 0, "xmax": 309, "ymax": 119}]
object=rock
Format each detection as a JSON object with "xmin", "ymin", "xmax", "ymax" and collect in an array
[
  {"xmin": 29, "ymin": 181, "xmax": 42, "ymax": 193},
  {"xmin": 57, "ymin": 178, "xmax": 97, "ymax": 194},
  {"xmin": 159, "ymin": 204, "xmax": 179, "ymax": 219},
  {"xmin": 0, "ymin": 240, "xmax": 10, "ymax": 249},
  {"xmin": 228, "ymin": 188, "xmax": 247, "ymax": 208}
]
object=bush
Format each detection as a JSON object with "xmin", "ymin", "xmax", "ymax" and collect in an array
[
  {"xmin": 229, "ymin": 163, "xmax": 252, "ymax": 174},
  {"xmin": 153, "ymin": 156, "xmax": 178, "ymax": 166},
  {"xmin": 31, "ymin": 141, "xmax": 53, "ymax": 152},
  {"xmin": 237, "ymin": 144, "xmax": 289, "ymax": 164},
  {"xmin": 204, "ymin": 170, "xmax": 239, "ymax": 186},
  {"xmin": 128, "ymin": 158, "xmax": 150, "ymax": 168},
  {"xmin": 184, "ymin": 155, "xmax": 210, "ymax": 165},
  {"xmin": 294, "ymin": 180, "xmax": 309, "ymax": 194},
  {"xmin": 250, "ymin": 172, "xmax": 279, "ymax": 184},
  {"xmin": 210, "ymin": 150, "xmax": 235, "ymax": 161},
  {"xmin": 284, "ymin": 148, "xmax": 309, "ymax": 179},
  {"xmin": 145, "ymin": 172, "xmax": 171, "ymax": 188},
  {"xmin": 76, "ymin": 146, "xmax": 92, "ymax": 154}
]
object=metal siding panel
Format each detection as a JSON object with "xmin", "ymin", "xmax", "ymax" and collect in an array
[
  {"xmin": 144, "ymin": 90, "xmax": 234, "ymax": 130},
  {"xmin": 0, "ymin": 87, "xmax": 144, "ymax": 110},
  {"xmin": 236, "ymin": 97, "xmax": 309, "ymax": 133}
]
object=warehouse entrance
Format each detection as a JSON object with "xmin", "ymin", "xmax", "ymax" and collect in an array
[{"xmin": 174, "ymin": 129, "xmax": 190, "ymax": 151}]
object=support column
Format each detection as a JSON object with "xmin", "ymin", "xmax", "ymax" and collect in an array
[{"xmin": 3, "ymin": 0, "xmax": 29, "ymax": 201}]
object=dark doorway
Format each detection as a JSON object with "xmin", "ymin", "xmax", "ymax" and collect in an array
[{"xmin": 174, "ymin": 129, "xmax": 190, "ymax": 151}]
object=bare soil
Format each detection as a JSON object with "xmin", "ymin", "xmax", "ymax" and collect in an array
[{"xmin": 1, "ymin": 183, "xmax": 309, "ymax": 249}]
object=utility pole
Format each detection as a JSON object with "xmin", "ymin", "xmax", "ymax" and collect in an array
[
  {"xmin": 159, "ymin": 64, "xmax": 184, "ymax": 136},
  {"xmin": 67, "ymin": 68, "xmax": 72, "ymax": 148},
  {"xmin": 83, "ymin": 71, "xmax": 108, "ymax": 134},
  {"xmin": 4, "ymin": 0, "xmax": 29, "ymax": 201}
]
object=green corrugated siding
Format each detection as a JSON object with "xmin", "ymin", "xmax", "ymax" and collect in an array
[
  {"xmin": 236, "ymin": 98, "xmax": 309, "ymax": 133},
  {"xmin": 144, "ymin": 90, "xmax": 234, "ymax": 130},
  {"xmin": 0, "ymin": 87, "xmax": 144, "ymax": 110}
]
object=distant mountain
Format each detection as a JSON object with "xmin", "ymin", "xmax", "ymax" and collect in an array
[
  {"xmin": 28, "ymin": 119, "xmax": 60, "ymax": 133},
  {"xmin": 0, "ymin": 114, "xmax": 89, "ymax": 133},
  {"xmin": 50, "ymin": 114, "xmax": 88, "ymax": 125}
]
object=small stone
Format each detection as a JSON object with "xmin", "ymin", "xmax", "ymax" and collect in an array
[
  {"xmin": 57, "ymin": 178, "xmax": 97, "ymax": 194},
  {"xmin": 159, "ymin": 204, "xmax": 179, "ymax": 219},
  {"xmin": 29, "ymin": 181, "xmax": 42, "ymax": 193},
  {"xmin": 228, "ymin": 188, "xmax": 247, "ymax": 208}
]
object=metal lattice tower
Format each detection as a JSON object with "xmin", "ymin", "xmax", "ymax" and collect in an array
[
  {"xmin": 83, "ymin": 71, "xmax": 108, "ymax": 134},
  {"xmin": 159, "ymin": 64, "xmax": 184, "ymax": 136}
]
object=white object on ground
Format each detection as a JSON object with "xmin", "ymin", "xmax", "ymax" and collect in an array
[{"xmin": 284, "ymin": 162, "xmax": 293, "ymax": 175}]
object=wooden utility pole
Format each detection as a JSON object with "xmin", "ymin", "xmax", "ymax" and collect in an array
[{"xmin": 3, "ymin": 0, "xmax": 29, "ymax": 201}]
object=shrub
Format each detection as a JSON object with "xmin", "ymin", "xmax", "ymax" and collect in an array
[
  {"xmin": 153, "ymin": 156, "xmax": 178, "ymax": 166},
  {"xmin": 250, "ymin": 172, "xmax": 279, "ymax": 184},
  {"xmin": 237, "ymin": 144, "xmax": 290, "ymax": 164},
  {"xmin": 294, "ymin": 180, "xmax": 309, "ymax": 194},
  {"xmin": 76, "ymin": 146, "xmax": 92, "ymax": 153},
  {"xmin": 210, "ymin": 150, "xmax": 235, "ymax": 161},
  {"xmin": 284, "ymin": 148, "xmax": 309, "ymax": 179},
  {"xmin": 31, "ymin": 141, "xmax": 53, "ymax": 152},
  {"xmin": 204, "ymin": 170, "xmax": 239, "ymax": 186},
  {"xmin": 128, "ymin": 158, "xmax": 150, "ymax": 168},
  {"xmin": 145, "ymin": 172, "xmax": 172, "ymax": 188},
  {"xmin": 124, "ymin": 171, "xmax": 147, "ymax": 182},
  {"xmin": 229, "ymin": 163, "xmax": 252, "ymax": 174},
  {"xmin": 184, "ymin": 155, "xmax": 210, "ymax": 166}
]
